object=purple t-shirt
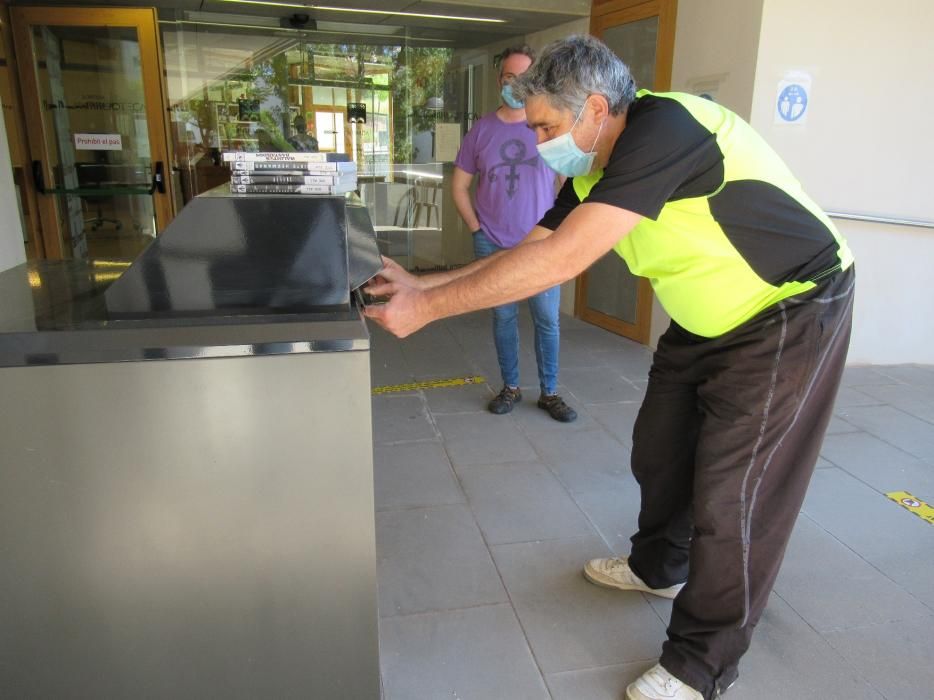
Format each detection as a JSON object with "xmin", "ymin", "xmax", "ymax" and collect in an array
[{"xmin": 454, "ymin": 111, "xmax": 557, "ymax": 248}]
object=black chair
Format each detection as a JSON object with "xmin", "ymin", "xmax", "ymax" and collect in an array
[{"xmin": 76, "ymin": 163, "xmax": 123, "ymax": 231}]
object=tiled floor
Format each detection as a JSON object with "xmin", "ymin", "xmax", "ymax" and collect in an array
[{"xmin": 370, "ymin": 310, "xmax": 934, "ymax": 700}]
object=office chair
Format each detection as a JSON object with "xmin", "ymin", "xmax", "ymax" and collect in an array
[{"xmin": 77, "ymin": 163, "xmax": 122, "ymax": 231}]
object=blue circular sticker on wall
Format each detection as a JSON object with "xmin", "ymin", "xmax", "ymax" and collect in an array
[{"xmin": 777, "ymin": 84, "xmax": 808, "ymax": 122}]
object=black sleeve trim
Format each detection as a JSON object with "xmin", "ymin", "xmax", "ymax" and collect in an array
[
  {"xmin": 585, "ymin": 95, "xmax": 724, "ymax": 220},
  {"xmin": 537, "ymin": 177, "xmax": 579, "ymax": 231}
]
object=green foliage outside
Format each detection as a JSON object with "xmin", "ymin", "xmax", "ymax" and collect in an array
[{"xmin": 179, "ymin": 37, "xmax": 453, "ymax": 164}]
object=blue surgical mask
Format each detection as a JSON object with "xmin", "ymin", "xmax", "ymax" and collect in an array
[
  {"xmin": 501, "ymin": 83, "xmax": 523, "ymax": 109},
  {"xmin": 536, "ymin": 103, "xmax": 604, "ymax": 177}
]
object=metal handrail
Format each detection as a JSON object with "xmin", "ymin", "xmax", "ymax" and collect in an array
[
  {"xmin": 826, "ymin": 211, "xmax": 934, "ymax": 230},
  {"xmin": 32, "ymin": 161, "xmax": 165, "ymax": 196}
]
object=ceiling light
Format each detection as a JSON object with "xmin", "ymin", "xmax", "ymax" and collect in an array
[
  {"xmin": 216, "ymin": 0, "xmax": 506, "ymax": 23},
  {"xmin": 160, "ymin": 19, "xmax": 454, "ymax": 43}
]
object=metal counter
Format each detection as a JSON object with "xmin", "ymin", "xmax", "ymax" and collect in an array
[{"xmin": 0, "ymin": 193, "xmax": 381, "ymax": 698}]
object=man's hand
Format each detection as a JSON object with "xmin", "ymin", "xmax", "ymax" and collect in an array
[
  {"xmin": 363, "ymin": 283, "xmax": 434, "ymax": 338},
  {"xmin": 367, "ymin": 256, "xmax": 424, "ymax": 294}
]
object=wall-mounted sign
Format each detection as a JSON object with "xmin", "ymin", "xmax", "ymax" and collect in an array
[
  {"xmin": 74, "ymin": 133, "xmax": 123, "ymax": 150},
  {"xmin": 347, "ymin": 103, "xmax": 366, "ymax": 124},
  {"xmin": 775, "ymin": 71, "xmax": 812, "ymax": 125},
  {"xmin": 434, "ymin": 123, "xmax": 462, "ymax": 163}
]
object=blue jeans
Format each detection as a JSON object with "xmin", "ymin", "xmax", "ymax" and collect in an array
[{"xmin": 473, "ymin": 229, "xmax": 561, "ymax": 395}]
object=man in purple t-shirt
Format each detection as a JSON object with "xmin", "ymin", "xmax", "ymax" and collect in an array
[{"xmin": 452, "ymin": 46, "xmax": 577, "ymax": 422}]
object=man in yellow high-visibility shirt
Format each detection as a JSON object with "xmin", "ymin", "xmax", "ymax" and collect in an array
[{"xmin": 365, "ymin": 35, "xmax": 854, "ymax": 700}]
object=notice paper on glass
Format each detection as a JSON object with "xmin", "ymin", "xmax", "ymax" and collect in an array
[{"xmin": 433, "ymin": 123, "xmax": 462, "ymax": 162}]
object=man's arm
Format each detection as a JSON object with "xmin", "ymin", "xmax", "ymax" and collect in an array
[
  {"xmin": 451, "ymin": 166, "xmax": 481, "ymax": 233},
  {"xmin": 371, "ymin": 225, "xmax": 555, "ymax": 292},
  {"xmin": 365, "ymin": 203, "xmax": 642, "ymax": 337}
]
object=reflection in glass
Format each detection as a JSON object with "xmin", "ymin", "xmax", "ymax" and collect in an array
[
  {"xmin": 160, "ymin": 17, "xmax": 485, "ymax": 272},
  {"xmin": 28, "ymin": 24, "xmax": 156, "ymax": 260}
]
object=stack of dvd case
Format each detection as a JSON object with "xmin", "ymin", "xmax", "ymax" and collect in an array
[{"xmin": 223, "ymin": 152, "xmax": 357, "ymax": 195}]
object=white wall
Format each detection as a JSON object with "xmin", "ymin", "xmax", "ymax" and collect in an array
[
  {"xmin": 0, "ymin": 95, "xmax": 26, "ymax": 273},
  {"xmin": 750, "ymin": 0, "xmax": 934, "ymax": 364},
  {"xmin": 837, "ymin": 220, "xmax": 934, "ymax": 364}
]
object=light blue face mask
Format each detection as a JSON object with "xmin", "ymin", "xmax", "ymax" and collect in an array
[
  {"xmin": 501, "ymin": 83, "xmax": 524, "ymax": 109},
  {"xmin": 536, "ymin": 103, "xmax": 604, "ymax": 177}
]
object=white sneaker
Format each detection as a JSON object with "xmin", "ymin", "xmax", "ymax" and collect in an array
[
  {"xmin": 583, "ymin": 557, "xmax": 685, "ymax": 599},
  {"xmin": 627, "ymin": 664, "xmax": 703, "ymax": 700}
]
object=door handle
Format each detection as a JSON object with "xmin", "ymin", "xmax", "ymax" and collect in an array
[
  {"xmin": 149, "ymin": 161, "xmax": 165, "ymax": 194},
  {"xmin": 32, "ymin": 160, "xmax": 46, "ymax": 194}
]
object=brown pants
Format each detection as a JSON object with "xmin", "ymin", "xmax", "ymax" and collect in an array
[{"xmin": 628, "ymin": 268, "xmax": 855, "ymax": 699}]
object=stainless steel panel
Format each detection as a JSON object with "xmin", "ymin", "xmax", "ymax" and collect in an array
[
  {"xmin": 0, "ymin": 261, "xmax": 370, "ymax": 368},
  {"xmin": 0, "ymin": 351, "xmax": 378, "ymax": 698}
]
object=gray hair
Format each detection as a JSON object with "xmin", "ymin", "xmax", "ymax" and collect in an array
[{"xmin": 512, "ymin": 35, "xmax": 637, "ymax": 116}]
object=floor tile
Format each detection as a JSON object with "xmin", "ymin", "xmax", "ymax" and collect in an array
[
  {"xmin": 369, "ymin": 318, "xmax": 934, "ymax": 699},
  {"xmin": 421, "ymin": 382, "xmax": 493, "ymax": 415},
  {"xmin": 774, "ymin": 515, "xmax": 929, "ymax": 632},
  {"xmin": 532, "ymin": 429, "xmax": 632, "ymax": 493},
  {"xmin": 374, "ymin": 440, "xmax": 464, "ymax": 511},
  {"xmin": 835, "ymin": 404, "xmax": 934, "ymax": 462},
  {"xmin": 510, "ymin": 384, "xmax": 601, "ymax": 433},
  {"xmin": 571, "ymin": 483, "xmax": 642, "ymax": 556},
  {"xmin": 370, "ymin": 357, "xmax": 415, "ymax": 388},
  {"xmin": 491, "ymin": 536, "xmax": 666, "ymax": 673},
  {"xmin": 872, "ymin": 364, "xmax": 934, "ymax": 387},
  {"xmin": 588, "ymin": 347, "xmax": 654, "ymax": 384},
  {"xmin": 851, "ymin": 382, "xmax": 934, "ymax": 424},
  {"xmin": 825, "ymin": 414, "xmax": 860, "ymax": 435},
  {"xmin": 559, "ymin": 340, "xmax": 603, "ymax": 370},
  {"xmin": 546, "ymin": 661, "xmax": 652, "ymax": 700},
  {"xmin": 398, "ymin": 329, "xmax": 477, "ymax": 381},
  {"xmin": 823, "ymin": 614, "xmax": 934, "ymax": 700},
  {"xmin": 586, "ymin": 401, "xmax": 642, "ymax": 449},
  {"xmin": 561, "ymin": 367, "xmax": 644, "ymax": 405},
  {"xmin": 841, "ymin": 366, "xmax": 901, "ymax": 387},
  {"xmin": 819, "ymin": 431, "xmax": 934, "ymax": 496},
  {"xmin": 561, "ymin": 326, "xmax": 640, "ymax": 354},
  {"xmin": 833, "ymin": 386, "xmax": 886, "ymax": 408},
  {"xmin": 371, "ymin": 393, "xmax": 437, "ymax": 444},
  {"xmin": 434, "ymin": 412, "xmax": 538, "ymax": 467},
  {"xmin": 801, "ymin": 468, "xmax": 934, "ymax": 583},
  {"xmin": 727, "ymin": 594, "xmax": 883, "ymax": 699},
  {"xmin": 458, "ymin": 461, "xmax": 595, "ymax": 545},
  {"xmin": 380, "ymin": 604, "xmax": 549, "ymax": 700},
  {"xmin": 864, "ymin": 543, "xmax": 934, "ymax": 610},
  {"xmin": 376, "ymin": 504, "xmax": 507, "ymax": 617}
]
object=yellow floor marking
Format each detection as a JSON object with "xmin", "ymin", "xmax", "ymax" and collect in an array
[
  {"xmin": 886, "ymin": 491, "xmax": 934, "ymax": 526},
  {"xmin": 372, "ymin": 375, "xmax": 486, "ymax": 395}
]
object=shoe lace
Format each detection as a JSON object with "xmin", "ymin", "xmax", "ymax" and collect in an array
[
  {"xmin": 542, "ymin": 395, "xmax": 572, "ymax": 415},
  {"xmin": 603, "ymin": 558, "xmax": 637, "ymax": 583},
  {"xmin": 648, "ymin": 666, "xmax": 681, "ymax": 692}
]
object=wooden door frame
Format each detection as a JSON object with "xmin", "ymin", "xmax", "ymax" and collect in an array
[
  {"xmin": 575, "ymin": 0, "xmax": 677, "ymax": 343},
  {"xmin": 10, "ymin": 6, "xmax": 174, "ymax": 259},
  {"xmin": 0, "ymin": 4, "xmax": 44, "ymax": 258}
]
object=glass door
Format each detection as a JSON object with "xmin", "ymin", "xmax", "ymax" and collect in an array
[
  {"xmin": 11, "ymin": 7, "xmax": 173, "ymax": 260},
  {"xmin": 580, "ymin": 0, "xmax": 677, "ymax": 343}
]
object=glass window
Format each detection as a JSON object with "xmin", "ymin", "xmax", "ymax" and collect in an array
[{"xmin": 159, "ymin": 12, "xmax": 501, "ymax": 271}]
